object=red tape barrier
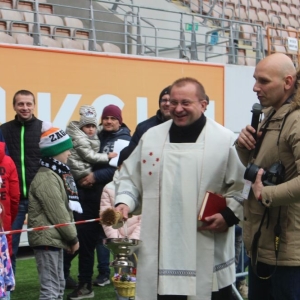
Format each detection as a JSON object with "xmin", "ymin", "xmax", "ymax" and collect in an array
[{"xmin": 0, "ymin": 218, "xmax": 101, "ymax": 235}]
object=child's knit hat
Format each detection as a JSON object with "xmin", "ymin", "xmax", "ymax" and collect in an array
[
  {"xmin": 39, "ymin": 122, "xmax": 73, "ymax": 157},
  {"xmin": 79, "ymin": 105, "xmax": 98, "ymax": 128}
]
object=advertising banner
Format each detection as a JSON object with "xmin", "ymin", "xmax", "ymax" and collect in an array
[{"xmin": 0, "ymin": 45, "xmax": 224, "ymax": 131}]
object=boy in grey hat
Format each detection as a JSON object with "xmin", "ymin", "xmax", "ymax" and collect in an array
[{"xmin": 66, "ymin": 105, "xmax": 117, "ymax": 181}]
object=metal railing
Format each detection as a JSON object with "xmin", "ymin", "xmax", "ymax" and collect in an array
[
  {"xmin": 0, "ymin": 0, "xmax": 267, "ymax": 65},
  {"xmin": 267, "ymin": 25, "xmax": 300, "ymax": 67}
]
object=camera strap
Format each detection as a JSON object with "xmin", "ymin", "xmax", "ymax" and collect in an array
[
  {"xmin": 251, "ymin": 206, "xmax": 282, "ymax": 279},
  {"xmin": 250, "ymin": 103, "xmax": 292, "ymax": 279}
]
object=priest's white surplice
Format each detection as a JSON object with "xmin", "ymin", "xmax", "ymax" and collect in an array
[{"xmin": 115, "ymin": 118, "xmax": 245, "ymax": 300}]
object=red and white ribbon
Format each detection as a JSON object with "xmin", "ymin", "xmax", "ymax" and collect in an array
[{"xmin": 0, "ymin": 218, "xmax": 101, "ymax": 235}]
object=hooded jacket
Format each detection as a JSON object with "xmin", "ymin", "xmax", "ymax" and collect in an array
[
  {"xmin": 0, "ymin": 142, "xmax": 20, "ymax": 255},
  {"xmin": 236, "ymin": 103, "xmax": 300, "ymax": 266},
  {"xmin": 93, "ymin": 124, "xmax": 131, "ymax": 184},
  {"xmin": 28, "ymin": 167, "xmax": 78, "ymax": 249}
]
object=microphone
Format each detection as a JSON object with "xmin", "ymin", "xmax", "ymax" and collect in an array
[{"xmin": 251, "ymin": 103, "xmax": 263, "ymax": 140}]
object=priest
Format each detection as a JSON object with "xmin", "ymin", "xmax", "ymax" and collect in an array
[{"xmin": 115, "ymin": 77, "xmax": 245, "ymax": 300}]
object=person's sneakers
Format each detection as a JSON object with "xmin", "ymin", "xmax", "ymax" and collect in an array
[
  {"xmin": 93, "ymin": 274, "xmax": 111, "ymax": 287},
  {"xmin": 65, "ymin": 276, "xmax": 78, "ymax": 289},
  {"xmin": 67, "ymin": 283, "xmax": 94, "ymax": 299},
  {"xmin": 237, "ymin": 279, "xmax": 248, "ymax": 299}
]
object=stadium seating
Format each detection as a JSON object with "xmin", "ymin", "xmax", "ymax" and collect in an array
[
  {"xmin": 0, "ymin": 19, "xmax": 15, "ymax": 43},
  {"xmin": 270, "ymin": 1, "xmax": 281, "ymax": 14},
  {"xmin": 40, "ymin": 24, "xmax": 61, "ymax": 47},
  {"xmin": 291, "ymin": 0, "xmax": 300, "ymax": 6},
  {"xmin": 11, "ymin": 21, "xmax": 33, "ymax": 44},
  {"xmin": 289, "ymin": 5, "xmax": 299, "ymax": 16},
  {"xmin": 0, "ymin": 31, "xmax": 14, "ymax": 42},
  {"xmin": 53, "ymin": 27, "xmax": 83, "ymax": 50},
  {"xmin": 288, "ymin": 14, "xmax": 299, "ymax": 28},
  {"xmin": 0, "ymin": 0, "xmax": 15, "ymax": 8},
  {"xmin": 16, "ymin": 0, "xmax": 50, "ymax": 12},
  {"xmin": 102, "ymin": 42, "xmax": 121, "ymax": 53},
  {"xmin": 237, "ymin": 48, "xmax": 246, "ymax": 65},
  {"xmin": 0, "ymin": 1, "xmax": 110, "ymax": 51},
  {"xmin": 256, "ymin": 8, "xmax": 270, "ymax": 26},
  {"xmin": 22, "ymin": 11, "xmax": 44, "ymax": 31},
  {"xmin": 245, "ymin": 56, "xmax": 257, "ymax": 66},
  {"xmin": 0, "ymin": 7, "xmax": 22, "ymax": 25},
  {"xmin": 74, "ymin": 29, "xmax": 102, "ymax": 52},
  {"xmin": 201, "ymin": 0, "xmax": 212, "ymax": 14},
  {"xmin": 17, "ymin": 0, "xmax": 34, "ymax": 11},
  {"xmin": 280, "ymin": 3, "xmax": 291, "ymax": 15},
  {"xmin": 43, "ymin": 14, "xmax": 64, "ymax": 35},
  {"xmin": 37, "ymin": 2, "xmax": 52, "ymax": 14},
  {"xmin": 272, "ymin": 40, "xmax": 287, "ymax": 53},
  {"xmin": 248, "ymin": 6, "xmax": 258, "ymax": 23},
  {"xmin": 0, "ymin": 0, "xmax": 299, "ymax": 65},
  {"xmin": 230, "ymin": 0, "xmax": 240, "ymax": 8},
  {"xmin": 234, "ymin": 5, "xmax": 248, "ymax": 22},
  {"xmin": 251, "ymin": 0, "xmax": 262, "ymax": 8},
  {"xmin": 211, "ymin": 4, "xmax": 232, "ymax": 27},
  {"xmin": 190, "ymin": 0, "xmax": 200, "ymax": 13},
  {"xmin": 239, "ymin": 23, "xmax": 254, "ymax": 46}
]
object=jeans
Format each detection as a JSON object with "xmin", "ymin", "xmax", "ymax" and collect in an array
[
  {"xmin": 235, "ymin": 225, "xmax": 249, "ymax": 282},
  {"xmin": 234, "ymin": 225, "xmax": 243, "ymax": 266},
  {"xmin": 95, "ymin": 239, "xmax": 110, "ymax": 276},
  {"xmin": 248, "ymin": 260, "xmax": 300, "ymax": 300},
  {"xmin": 63, "ymin": 249, "xmax": 78, "ymax": 279},
  {"xmin": 236, "ymin": 244, "xmax": 249, "ymax": 282},
  {"xmin": 11, "ymin": 200, "xmax": 28, "ymax": 275},
  {"xmin": 76, "ymin": 220, "xmax": 101, "ymax": 283}
]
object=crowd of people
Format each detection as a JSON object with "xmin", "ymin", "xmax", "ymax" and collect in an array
[{"xmin": 0, "ymin": 52, "xmax": 299, "ymax": 300}]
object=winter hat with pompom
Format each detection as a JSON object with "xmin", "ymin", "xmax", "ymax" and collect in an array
[{"xmin": 39, "ymin": 121, "xmax": 73, "ymax": 157}]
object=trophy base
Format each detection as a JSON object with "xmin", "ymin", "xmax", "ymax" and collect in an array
[{"xmin": 110, "ymin": 258, "xmax": 135, "ymax": 268}]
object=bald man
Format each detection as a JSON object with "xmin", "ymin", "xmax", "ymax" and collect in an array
[{"xmin": 235, "ymin": 53, "xmax": 300, "ymax": 300}]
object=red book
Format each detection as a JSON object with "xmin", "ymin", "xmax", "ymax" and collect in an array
[{"xmin": 198, "ymin": 191, "xmax": 227, "ymax": 221}]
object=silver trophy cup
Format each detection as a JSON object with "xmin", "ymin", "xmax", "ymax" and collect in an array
[{"xmin": 103, "ymin": 238, "xmax": 141, "ymax": 267}]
